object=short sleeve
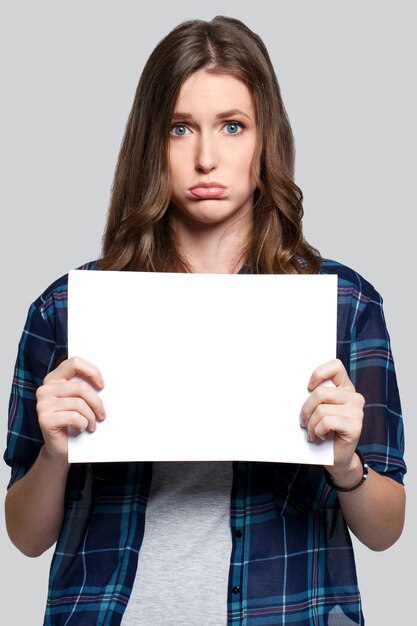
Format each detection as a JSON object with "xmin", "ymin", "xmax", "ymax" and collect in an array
[
  {"xmin": 348, "ymin": 291, "xmax": 406, "ymax": 484},
  {"xmin": 4, "ymin": 302, "xmax": 58, "ymax": 488}
]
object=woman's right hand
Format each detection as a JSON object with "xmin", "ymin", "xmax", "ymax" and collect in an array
[{"xmin": 36, "ymin": 356, "xmax": 106, "ymax": 462}]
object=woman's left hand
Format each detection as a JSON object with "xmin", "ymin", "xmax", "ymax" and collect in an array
[{"xmin": 300, "ymin": 359, "xmax": 365, "ymax": 474}]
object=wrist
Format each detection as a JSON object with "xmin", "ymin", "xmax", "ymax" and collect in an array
[
  {"xmin": 39, "ymin": 445, "xmax": 71, "ymax": 473},
  {"xmin": 325, "ymin": 449, "xmax": 368, "ymax": 492}
]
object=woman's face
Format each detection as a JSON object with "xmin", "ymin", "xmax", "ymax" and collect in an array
[{"xmin": 168, "ymin": 70, "xmax": 257, "ymax": 231}]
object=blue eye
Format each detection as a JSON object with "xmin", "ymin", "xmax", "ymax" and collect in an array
[
  {"xmin": 224, "ymin": 122, "xmax": 243, "ymax": 135},
  {"xmin": 170, "ymin": 124, "xmax": 189, "ymax": 136}
]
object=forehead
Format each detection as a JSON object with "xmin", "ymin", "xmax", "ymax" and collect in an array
[{"xmin": 174, "ymin": 70, "xmax": 255, "ymax": 116}]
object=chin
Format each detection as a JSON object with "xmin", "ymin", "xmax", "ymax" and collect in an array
[
  {"xmin": 179, "ymin": 206, "xmax": 235, "ymax": 225},
  {"xmin": 194, "ymin": 213, "xmax": 237, "ymax": 226}
]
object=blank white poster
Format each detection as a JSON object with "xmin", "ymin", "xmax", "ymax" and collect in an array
[{"xmin": 68, "ymin": 271, "xmax": 337, "ymax": 464}]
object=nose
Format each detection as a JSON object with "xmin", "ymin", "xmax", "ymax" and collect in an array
[{"xmin": 195, "ymin": 131, "xmax": 217, "ymax": 173}]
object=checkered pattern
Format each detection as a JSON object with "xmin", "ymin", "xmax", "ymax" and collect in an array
[{"xmin": 4, "ymin": 259, "xmax": 406, "ymax": 625}]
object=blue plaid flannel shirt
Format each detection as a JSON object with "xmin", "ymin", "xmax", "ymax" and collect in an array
[{"xmin": 5, "ymin": 259, "xmax": 406, "ymax": 625}]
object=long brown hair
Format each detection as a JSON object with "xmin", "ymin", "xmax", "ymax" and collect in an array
[{"xmin": 99, "ymin": 16, "xmax": 321, "ymax": 274}]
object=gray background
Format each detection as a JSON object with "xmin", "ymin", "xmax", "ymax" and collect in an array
[{"xmin": 0, "ymin": 1, "xmax": 415, "ymax": 624}]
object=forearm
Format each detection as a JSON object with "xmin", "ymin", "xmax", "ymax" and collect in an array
[
  {"xmin": 331, "ymin": 457, "xmax": 405, "ymax": 551},
  {"xmin": 5, "ymin": 445, "xmax": 70, "ymax": 557}
]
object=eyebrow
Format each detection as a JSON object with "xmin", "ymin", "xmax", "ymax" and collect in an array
[{"xmin": 171, "ymin": 108, "xmax": 253, "ymax": 121}]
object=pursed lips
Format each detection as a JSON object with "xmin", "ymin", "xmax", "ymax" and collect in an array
[{"xmin": 188, "ymin": 182, "xmax": 227, "ymax": 199}]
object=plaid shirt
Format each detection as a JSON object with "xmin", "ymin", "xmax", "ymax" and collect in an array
[{"xmin": 5, "ymin": 259, "xmax": 406, "ymax": 626}]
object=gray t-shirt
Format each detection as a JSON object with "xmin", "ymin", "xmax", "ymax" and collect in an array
[{"xmin": 121, "ymin": 461, "xmax": 233, "ymax": 626}]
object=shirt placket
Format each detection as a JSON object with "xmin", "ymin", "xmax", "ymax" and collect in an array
[{"xmin": 228, "ymin": 461, "xmax": 249, "ymax": 625}]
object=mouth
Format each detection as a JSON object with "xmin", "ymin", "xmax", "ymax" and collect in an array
[{"xmin": 188, "ymin": 182, "xmax": 227, "ymax": 199}]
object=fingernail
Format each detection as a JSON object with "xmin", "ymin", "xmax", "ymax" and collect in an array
[
  {"xmin": 300, "ymin": 418, "xmax": 307, "ymax": 428},
  {"xmin": 307, "ymin": 432, "xmax": 314, "ymax": 442},
  {"xmin": 100, "ymin": 410, "xmax": 106, "ymax": 419}
]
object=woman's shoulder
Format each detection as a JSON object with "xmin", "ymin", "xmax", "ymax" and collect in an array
[
  {"xmin": 32, "ymin": 260, "xmax": 99, "ymax": 321},
  {"xmin": 319, "ymin": 258, "xmax": 381, "ymax": 303}
]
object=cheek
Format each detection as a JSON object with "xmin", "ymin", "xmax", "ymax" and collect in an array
[
  {"xmin": 168, "ymin": 144, "xmax": 181, "ymax": 176},
  {"xmin": 168, "ymin": 161, "xmax": 182, "ymax": 190},
  {"xmin": 169, "ymin": 146, "xmax": 190, "ymax": 183},
  {"xmin": 233, "ymin": 140, "xmax": 257, "ymax": 174}
]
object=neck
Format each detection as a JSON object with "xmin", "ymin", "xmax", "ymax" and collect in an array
[{"xmin": 170, "ymin": 213, "xmax": 252, "ymax": 274}]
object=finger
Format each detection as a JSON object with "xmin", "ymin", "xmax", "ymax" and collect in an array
[
  {"xmin": 40, "ymin": 411, "xmax": 90, "ymax": 435},
  {"xmin": 313, "ymin": 414, "xmax": 362, "ymax": 444},
  {"xmin": 307, "ymin": 405, "xmax": 363, "ymax": 442},
  {"xmin": 55, "ymin": 380, "xmax": 105, "ymax": 419},
  {"xmin": 301, "ymin": 386, "xmax": 356, "ymax": 420},
  {"xmin": 306, "ymin": 404, "xmax": 345, "ymax": 440},
  {"xmin": 47, "ymin": 397, "xmax": 99, "ymax": 431},
  {"xmin": 38, "ymin": 379, "xmax": 106, "ymax": 420},
  {"xmin": 44, "ymin": 356, "xmax": 105, "ymax": 389},
  {"xmin": 308, "ymin": 359, "xmax": 355, "ymax": 392}
]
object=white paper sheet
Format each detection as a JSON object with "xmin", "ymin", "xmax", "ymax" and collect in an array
[{"xmin": 68, "ymin": 271, "xmax": 337, "ymax": 464}]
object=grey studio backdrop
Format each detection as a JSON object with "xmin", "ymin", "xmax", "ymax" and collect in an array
[{"xmin": 0, "ymin": 2, "xmax": 415, "ymax": 624}]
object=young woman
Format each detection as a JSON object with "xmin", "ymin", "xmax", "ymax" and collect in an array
[{"xmin": 4, "ymin": 16, "xmax": 405, "ymax": 626}]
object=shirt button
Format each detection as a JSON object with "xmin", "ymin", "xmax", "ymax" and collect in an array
[
  {"xmin": 235, "ymin": 530, "xmax": 242, "ymax": 538},
  {"xmin": 232, "ymin": 586, "xmax": 240, "ymax": 595}
]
